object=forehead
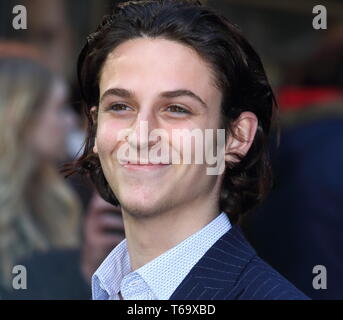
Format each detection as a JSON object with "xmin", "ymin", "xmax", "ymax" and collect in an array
[{"xmin": 99, "ymin": 37, "xmax": 221, "ymax": 103}]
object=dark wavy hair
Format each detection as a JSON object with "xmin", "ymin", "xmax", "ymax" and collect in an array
[{"xmin": 66, "ymin": 0, "xmax": 277, "ymax": 224}]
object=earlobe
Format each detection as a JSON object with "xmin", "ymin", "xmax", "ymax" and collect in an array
[
  {"xmin": 93, "ymin": 138, "xmax": 98, "ymax": 154},
  {"xmin": 225, "ymin": 111, "xmax": 258, "ymax": 162}
]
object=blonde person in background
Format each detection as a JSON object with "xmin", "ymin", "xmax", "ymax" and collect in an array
[{"xmin": 0, "ymin": 43, "xmax": 81, "ymax": 297}]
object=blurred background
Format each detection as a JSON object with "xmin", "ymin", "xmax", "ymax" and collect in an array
[{"xmin": 0, "ymin": 0, "xmax": 342, "ymax": 299}]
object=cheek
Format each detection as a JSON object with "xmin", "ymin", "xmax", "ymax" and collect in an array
[{"xmin": 96, "ymin": 119, "xmax": 126, "ymax": 153}]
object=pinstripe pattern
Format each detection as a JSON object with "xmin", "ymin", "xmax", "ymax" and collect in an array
[{"xmin": 169, "ymin": 226, "xmax": 309, "ymax": 300}]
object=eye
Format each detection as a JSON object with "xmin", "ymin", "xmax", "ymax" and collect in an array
[
  {"xmin": 108, "ymin": 103, "xmax": 133, "ymax": 112},
  {"xmin": 166, "ymin": 105, "xmax": 191, "ymax": 114}
]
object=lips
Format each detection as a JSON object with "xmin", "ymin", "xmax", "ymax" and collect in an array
[
  {"xmin": 118, "ymin": 158, "xmax": 168, "ymax": 165},
  {"xmin": 128, "ymin": 161, "xmax": 169, "ymax": 165},
  {"xmin": 123, "ymin": 164, "xmax": 170, "ymax": 173},
  {"xmin": 119, "ymin": 159, "xmax": 171, "ymax": 171}
]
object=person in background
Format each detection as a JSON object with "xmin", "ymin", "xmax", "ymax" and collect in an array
[
  {"xmin": 0, "ymin": 42, "xmax": 80, "ymax": 298},
  {"xmin": 11, "ymin": 190, "xmax": 125, "ymax": 300},
  {"xmin": 0, "ymin": 42, "xmax": 126, "ymax": 299},
  {"xmin": 0, "ymin": 42, "xmax": 80, "ymax": 297},
  {"xmin": 242, "ymin": 25, "xmax": 343, "ymax": 299}
]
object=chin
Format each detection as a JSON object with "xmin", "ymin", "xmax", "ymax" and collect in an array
[{"xmin": 119, "ymin": 193, "xmax": 172, "ymax": 219}]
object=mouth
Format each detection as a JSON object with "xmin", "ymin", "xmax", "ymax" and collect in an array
[
  {"xmin": 119, "ymin": 159, "xmax": 171, "ymax": 171},
  {"xmin": 123, "ymin": 163, "xmax": 171, "ymax": 171}
]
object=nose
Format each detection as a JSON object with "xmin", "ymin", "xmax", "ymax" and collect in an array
[{"xmin": 127, "ymin": 111, "xmax": 160, "ymax": 153}]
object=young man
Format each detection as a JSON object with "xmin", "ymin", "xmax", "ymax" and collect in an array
[{"xmin": 73, "ymin": 0, "xmax": 308, "ymax": 300}]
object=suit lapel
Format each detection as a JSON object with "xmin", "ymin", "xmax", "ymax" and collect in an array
[{"xmin": 169, "ymin": 225, "xmax": 256, "ymax": 300}]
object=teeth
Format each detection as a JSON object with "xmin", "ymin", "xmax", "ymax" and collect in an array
[{"xmin": 118, "ymin": 158, "xmax": 170, "ymax": 165}]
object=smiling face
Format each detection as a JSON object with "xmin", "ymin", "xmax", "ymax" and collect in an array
[{"xmin": 94, "ymin": 37, "xmax": 224, "ymax": 219}]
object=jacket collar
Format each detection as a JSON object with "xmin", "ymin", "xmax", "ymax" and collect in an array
[{"xmin": 169, "ymin": 225, "xmax": 256, "ymax": 300}]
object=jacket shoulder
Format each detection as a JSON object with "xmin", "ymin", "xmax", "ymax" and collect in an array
[{"xmin": 232, "ymin": 255, "xmax": 310, "ymax": 300}]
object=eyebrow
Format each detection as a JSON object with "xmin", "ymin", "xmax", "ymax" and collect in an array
[{"xmin": 99, "ymin": 87, "xmax": 208, "ymax": 108}]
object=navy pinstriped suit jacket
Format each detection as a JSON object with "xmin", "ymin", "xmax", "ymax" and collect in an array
[{"xmin": 169, "ymin": 225, "xmax": 309, "ymax": 300}]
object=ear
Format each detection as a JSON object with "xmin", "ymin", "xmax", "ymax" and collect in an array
[
  {"xmin": 225, "ymin": 111, "xmax": 258, "ymax": 162},
  {"xmin": 90, "ymin": 106, "xmax": 98, "ymax": 124},
  {"xmin": 90, "ymin": 106, "xmax": 98, "ymax": 154}
]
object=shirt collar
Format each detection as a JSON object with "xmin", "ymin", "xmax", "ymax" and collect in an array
[
  {"xmin": 92, "ymin": 212, "xmax": 231, "ymax": 300},
  {"xmin": 136, "ymin": 212, "xmax": 231, "ymax": 299}
]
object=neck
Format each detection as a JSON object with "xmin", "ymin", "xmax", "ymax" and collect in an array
[{"xmin": 122, "ymin": 194, "xmax": 220, "ymax": 271}]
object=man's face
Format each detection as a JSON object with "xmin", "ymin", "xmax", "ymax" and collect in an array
[{"xmin": 94, "ymin": 37, "xmax": 223, "ymax": 218}]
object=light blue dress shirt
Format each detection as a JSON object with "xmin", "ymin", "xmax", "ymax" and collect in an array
[{"xmin": 92, "ymin": 212, "xmax": 231, "ymax": 300}]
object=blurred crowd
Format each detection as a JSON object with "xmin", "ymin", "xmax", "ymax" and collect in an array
[{"xmin": 0, "ymin": 0, "xmax": 342, "ymax": 299}]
